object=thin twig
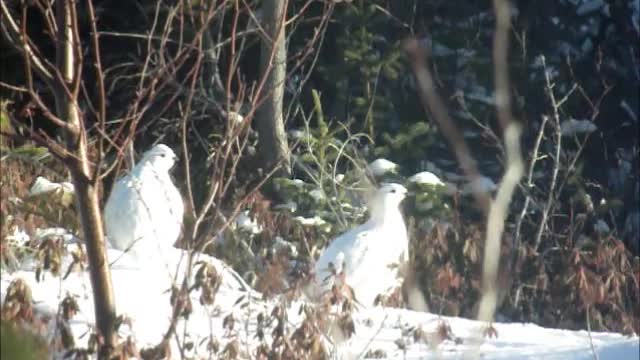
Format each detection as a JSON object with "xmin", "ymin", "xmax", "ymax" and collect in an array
[
  {"xmin": 586, "ymin": 305, "xmax": 600, "ymax": 360},
  {"xmin": 0, "ymin": 1, "xmax": 54, "ymax": 86},
  {"xmin": 86, "ymin": 0, "xmax": 108, "ymax": 184},
  {"xmin": 534, "ymin": 56, "xmax": 563, "ymax": 252}
]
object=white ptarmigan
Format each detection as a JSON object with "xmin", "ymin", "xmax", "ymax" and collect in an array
[
  {"xmin": 310, "ymin": 183, "xmax": 409, "ymax": 306},
  {"xmin": 104, "ymin": 144, "xmax": 184, "ymax": 263}
]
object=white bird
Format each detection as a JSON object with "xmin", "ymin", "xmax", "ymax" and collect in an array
[
  {"xmin": 104, "ymin": 144, "xmax": 184, "ymax": 264},
  {"xmin": 310, "ymin": 183, "xmax": 409, "ymax": 306}
]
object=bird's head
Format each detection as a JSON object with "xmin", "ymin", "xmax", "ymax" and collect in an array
[
  {"xmin": 141, "ymin": 144, "xmax": 178, "ymax": 172},
  {"xmin": 369, "ymin": 183, "xmax": 408, "ymax": 214}
]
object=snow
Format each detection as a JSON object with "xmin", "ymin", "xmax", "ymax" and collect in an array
[
  {"xmin": 227, "ymin": 111, "xmax": 244, "ymax": 124},
  {"xmin": 291, "ymin": 178, "xmax": 306, "ymax": 187},
  {"xmin": 288, "ymin": 129, "xmax": 307, "ymax": 140},
  {"xmin": 576, "ymin": 0, "xmax": 605, "ymax": 16},
  {"xmin": 463, "ymin": 129, "xmax": 481, "ymax": 139},
  {"xmin": 1, "ymin": 246, "xmax": 255, "ymax": 358},
  {"xmin": 343, "ymin": 309, "xmax": 638, "ymax": 360},
  {"xmin": 465, "ymin": 86, "xmax": 495, "ymax": 106},
  {"xmin": 293, "ymin": 215, "xmax": 328, "ymax": 227},
  {"xmin": 3, "ymin": 168, "xmax": 639, "ymax": 358},
  {"xmin": 2, "ymin": 245, "xmax": 638, "ymax": 359},
  {"xmin": 558, "ymin": 41, "xmax": 580, "ymax": 57},
  {"xmin": 431, "ymin": 42, "xmax": 455, "ymax": 57},
  {"xmin": 5, "ymin": 226, "xmax": 30, "ymax": 247},
  {"xmin": 28, "ymin": 177, "xmax": 75, "ymax": 207},
  {"xmin": 368, "ymin": 159, "xmax": 398, "ymax": 177},
  {"xmin": 272, "ymin": 236, "xmax": 298, "ymax": 257},
  {"xmin": 29, "ymin": 177, "xmax": 75, "ymax": 197},
  {"xmin": 594, "ymin": 219, "xmax": 610, "ymax": 235},
  {"xmin": 531, "ymin": 55, "xmax": 546, "ymax": 68},
  {"xmin": 419, "ymin": 38, "xmax": 455, "ymax": 57},
  {"xmin": 561, "ymin": 118, "xmax": 598, "ymax": 136},
  {"xmin": 463, "ymin": 175, "xmax": 497, "ymax": 195},
  {"xmin": 309, "ymin": 188, "xmax": 326, "ymax": 202},
  {"xmin": 273, "ymin": 201, "xmax": 297, "ymax": 212},
  {"xmin": 235, "ymin": 211, "xmax": 263, "ymax": 234},
  {"xmin": 455, "ymin": 49, "xmax": 476, "ymax": 67},
  {"xmin": 408, "ymin": 171, "xmax": 444, "ymax": 186},
  {"xmin": 581, "ymin": 38, "xmax": 594, "ymax": 53},
  {"xmin": 35, "ymin": 227, "xmax": 79, "ymax": 243}
]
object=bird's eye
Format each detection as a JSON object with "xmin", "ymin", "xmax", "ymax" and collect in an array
[
  {"xmin": 160, "ymin": 153, "xmax": 166, "ymax": 158},
  {"xmin": 390, "ymin": 189, "xmax": 397, "ymax": 194}
]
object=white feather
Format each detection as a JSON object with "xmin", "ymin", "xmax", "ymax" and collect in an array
[
  {"xmin": 104, "ymin": 144, "xmax": 184, "ymax": 264},
  {"xmin": 310, "ymin": 183, "xmax": 408, "ymax": 306}
]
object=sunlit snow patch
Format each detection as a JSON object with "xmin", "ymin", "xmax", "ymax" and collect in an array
[
  {"xmin": 409, "ymin": 171, "xmax": 444, "ymax": 186},
  {"xmin": 28, "ymin": 176, "xmax": 75, "ymax": 207},
  {"xmin": 368, "ymin": 158, "xmax": 398, "ymax": 177}
]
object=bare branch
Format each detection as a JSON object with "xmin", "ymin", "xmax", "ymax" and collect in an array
[
  {"xmin": 472, "ymin": 0, "xmax": 525, "ymax": 332},
  {"xmin": 86, "ymin": 0, "xmax": 108, "ymax": 183},
  {"xmin": 404, "ymin": 39, "xmax": 492, "ymax": 214},
  {"xmin": 534, "ymin": 56, "xmax": 563, "ymax": 252},
  {"xmin": 0, "ymin": 0, "xmax": 54, "ymax": 86},
  {"xmin": 405, "ymin": 0, "xmax": 524, "ymax": 339}
]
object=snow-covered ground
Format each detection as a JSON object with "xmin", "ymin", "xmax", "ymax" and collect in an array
[{"xmin": 1, "ymin": 245, "xmax": 638, "ymax": 359}]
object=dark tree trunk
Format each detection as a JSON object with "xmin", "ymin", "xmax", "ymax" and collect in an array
[
  {"xmin": 256, "ymin": 0, "xmax": 291, "ymax": 178},
  {"xmin": 54, "ymin": 1, "xmax": 116, "ymax": 357}
]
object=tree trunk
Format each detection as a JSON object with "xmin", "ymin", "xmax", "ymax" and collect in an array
[
  {"xmin": 256, "ymin": 0, "xmax": 291, "ymax": 178},
  {"xmin": 55, "ymin": 1, "xmax": 116, "ymax": 356}
]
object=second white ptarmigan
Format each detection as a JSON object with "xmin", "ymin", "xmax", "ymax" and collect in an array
[
  {"xmin": 104, "ymin": 144, "xmax": 184, "ymax": 263},
  {"xmin": 310, "ymin": 183, "xmax": 409, "ymax": 306}
]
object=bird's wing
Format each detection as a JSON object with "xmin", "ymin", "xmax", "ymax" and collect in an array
[
  {"xmin": 314, "ymin": 222, "xmax": 373, "ymax": 281},
  {"xmin": 104, "ymin": 175, "xmax": 144, "ymax": 250}
]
